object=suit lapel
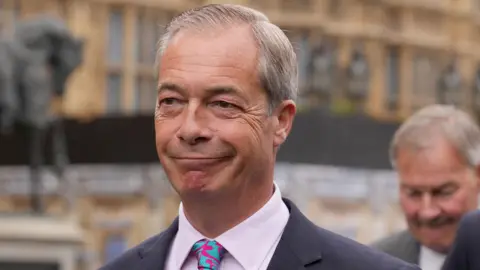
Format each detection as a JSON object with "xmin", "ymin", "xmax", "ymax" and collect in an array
[
  {"xmin": 403, "ymin": 232, "xmax": 421, "ymax": 265},
  {"xmin": 267, "ymin": 199, "xmax": 323, "ymax": 270},
  {"xmin": 390, "ymin": 230, "xmax": 421, "ymax": 265},
  {"xmin": 138, "ymin": 218, "xmax": 179, "ymax": 270},
  {"xmin": 137, "ymin": 199, "xmax": 323, "ymax": 270}
]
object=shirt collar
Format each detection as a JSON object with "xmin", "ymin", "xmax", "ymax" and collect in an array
[
  {"xmin": 172, "ymin": 183, "xmax": 289, "ymax": 269},
  {"xmin": 419, "ymin": 245, "xmax": 446, "ymax": 270}
]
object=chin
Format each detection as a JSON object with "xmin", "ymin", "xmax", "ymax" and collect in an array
[
  {"xmin": 417, "ymin": 232, "xmax": 453, "ymax": 254},
  {"xmin": 179, "ymin": 172, "xmax": 226, "ymax": 197}
]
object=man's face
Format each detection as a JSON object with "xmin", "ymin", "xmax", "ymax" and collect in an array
[
  {"xmin": 155, "ymin": 26, "xmax": 295, "ymax": 199},
  {"xmin": 397, "ymin": 138, "xmax": 480, "ymax": 253}
]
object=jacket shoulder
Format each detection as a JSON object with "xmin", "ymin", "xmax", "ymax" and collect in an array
[
  {"xmin": 461, "ymin": 210, "xmax": 480, "ymax": 231},
  {"xmin": 371, "ymin": 230, "xmax": 415, "ymax": 252},
  {"xmin": 315, "ymin": 227, "xmax": 419, "ymax": 270},
  {"xmin": 454, "ymin": 210, "xmax": 480, "ymax": 248},
  {"xmin": 98, "ymin": 232, "xmax": 163, "ymax": 270}
]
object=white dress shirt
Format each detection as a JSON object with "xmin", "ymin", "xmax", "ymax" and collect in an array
[
  {"xmin": 419, "ymin": 245, "xmax": 446, "ymax": 270},
  {"xmin": 165, "ymin": 183, "xmax": 290, "ymax": 270}
]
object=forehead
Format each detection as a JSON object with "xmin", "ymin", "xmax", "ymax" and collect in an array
[
  {"xmin": 158, "ymin": 25, "xmax": 259, "ymax": 89},
  {"xmin": 396, "ymin": 138, "xmax": 469, "ymax": 186}
]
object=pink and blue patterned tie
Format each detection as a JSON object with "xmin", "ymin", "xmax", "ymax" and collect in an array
[{"xmin": 190, "ymin": 239, "xmax": 226, "ymax": 270}]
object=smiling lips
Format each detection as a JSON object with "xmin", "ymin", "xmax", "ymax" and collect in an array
[{"xmin": 172, "ymin": 157, "xmax": 230, "ymax": 170}]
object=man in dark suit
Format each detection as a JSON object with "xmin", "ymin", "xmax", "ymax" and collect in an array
[
  {"xmin": 100, "ymin": 4, "xmax": 419, "ymax": 270},
  {"xmin": 371, "ymin": 105, "xmax": 480, "ymax": 270},
  {"xmin": 442, "ymin": 210, "xmax": 480, "ymax": 270}
]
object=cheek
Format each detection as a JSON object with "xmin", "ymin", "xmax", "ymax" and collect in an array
[
  {"xmin": 439, "ymin": 191, "xmax": 475, "ymax": 215},
  {"xmin": 219, "ymin": 124, "xmax": 256, "ymax": 150},
  {"xmin": 154, "ymin": 120, "xmax": 176, "ymax": 149},
  {"xmin": 217, "ymin": 118, "xmax": 269, "ymax": 154},
  {"xmin": 400, "ymin": 198, "xmax": 419, "ymax": 218}
]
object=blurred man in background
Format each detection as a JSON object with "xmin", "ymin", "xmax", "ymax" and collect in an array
[{"xmin": 372, "ymin": 104, "xmax": 480, "ymax": 270}]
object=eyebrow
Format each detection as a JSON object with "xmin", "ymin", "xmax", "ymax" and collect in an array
[
  {"xmin": 157, "ymin": 82, "xmax": 186, "ymax": 96},
  {"xmin": 157, "ymin": 82, "xmax": 246, "ymax": 100},
  {"xmin": 401, "ymin": 181, "xmax": 457, "ymax": 191}
]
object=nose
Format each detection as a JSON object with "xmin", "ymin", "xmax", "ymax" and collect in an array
[
  {"xmin": 418, "ymin": 194, "xmax": 441, "ymax": 220},
  {"xmin": 176, "ymin": 103, "xmax": 211, "ymax": 145}
]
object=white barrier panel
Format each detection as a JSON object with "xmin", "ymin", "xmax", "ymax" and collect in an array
[{"xmin": 0, "ymin": 163, "xmax": 403, "ymax": 243}]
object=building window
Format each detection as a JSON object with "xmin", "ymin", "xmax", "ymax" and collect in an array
[
  {"xmin": 134, "ymin": 76, "xmax": 157, "ymax": 113},
  {"xmin": 106, "ymin": 74, "xmax": 122, "ymax": 113},
  {"xmin": 105, "ymin": 7, "xmax": 124, "ymax": 114},
  {"xmin": 133, "ymin": 9, "xmax": 172, "ymax": 114},
  {"xmin": 412, "ymin": 53, "xmax": 439, "ymax": 109},
  {"xmin": 135, "ymin": 9, "xmax": 159, "ymax": 65},
  {"xmin": 284, "ymin": 29, "xmax": 310, "ymax": 94},
  {"xmin": 385, "ymin": 46, "xmax": 400, "ymax": 110},
  {"xmin": 346, "ymin": 44, "xmax": 369, "ymax": 101},
  {"xmin": 104, "ymin": 234, "xmax": 128, "ymax": 263},
  {"xmin": 307, "ymin": 39, "xmax": 338, "ymax": 97},
  {"xmin": 108, "ymin": 8, "xmax": 124, "ymax": 65},
  {"xmin": 437, "ymin": 61, "xmax": 463, "ymax": 106}
]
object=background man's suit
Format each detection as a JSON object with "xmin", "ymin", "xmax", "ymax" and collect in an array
[
  {"xmin": 442, "ymin": 210, "xmax": 480, "ymax": 270},
  {"xmin": 101, "ymin": 199, "xmax": 419, "ymax": 270},
  {"xmin": 371, "ymin": 230, "xmax": 420, "ymax": 265}
]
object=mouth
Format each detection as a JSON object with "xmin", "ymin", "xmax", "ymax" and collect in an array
[
  {"xmin": 172, "ymin": 156, "xmax": 232, "ymax": 170},
  {"xmin": 414, "ymin": 217, "xmax": 457, "ymax": 229}
]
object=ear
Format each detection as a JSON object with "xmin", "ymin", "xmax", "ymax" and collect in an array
[{"xmin": 272, "ymin": 100, "xmax": 296, "ymax": 148}]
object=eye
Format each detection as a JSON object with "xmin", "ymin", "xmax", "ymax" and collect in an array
[
  {"xmin": 211, "ymin": 100, "xmax": 237, "ymax": 109},
  {"xmin": 433, "ymin": 187, "xmax": 457, "ymax": 198},
  {"xmin": 406, "ymin": 189, "xmax": 422, "ymax": 199},
  {"xmin": 159, "ymin": 97, "xmax": 181, "ymax": 106}
]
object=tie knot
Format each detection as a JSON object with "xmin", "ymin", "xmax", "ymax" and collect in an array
[{"xmin": 190, "ymin": 239, "xmax": 226, "ymax": 270}]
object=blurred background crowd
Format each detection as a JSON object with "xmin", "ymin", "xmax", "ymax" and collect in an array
[{"xmin": 0, "ymin": 0, "xmax": 478, "ymax": 270}]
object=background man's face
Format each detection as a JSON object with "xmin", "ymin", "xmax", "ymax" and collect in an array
[
  {"xmin": 154, "ymin": 26, "xmax": 294, "ymax": 199},
  {"xmin": 397, "ymin": 138, "xmax": 480, "ymax": 253}
]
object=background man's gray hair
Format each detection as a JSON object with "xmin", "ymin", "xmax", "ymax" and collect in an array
[
  {"xmin": 155, "ymin": 4, "xmax": 298, "ymax": 111},
  {"xmin": 389, "ymin": 104, "xmax": 480, "ymax": 168}
]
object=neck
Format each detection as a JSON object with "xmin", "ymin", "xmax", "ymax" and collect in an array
[{"xmin": 182, "ymin": 181, "xmax": 274, "ymax": 238}]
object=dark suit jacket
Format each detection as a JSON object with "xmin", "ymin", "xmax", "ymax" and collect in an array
[
  {"xmin": 100, "ymin": 198, "xmax": 420, "ymax": 270},
  {"xmin": 442, "ymin": 210, "xmax": 480, "ymax": 270},
  {"xmin": 370, "ymin": 230, "xmax": 421, "ymax": 265}
]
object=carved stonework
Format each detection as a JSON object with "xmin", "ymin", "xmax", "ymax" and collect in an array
[
  {"xmin": 346, "ymin": 47, "xmax": 369, "ymax": 100},
  {"xmin": 438, "ymin": 61, "xmax": 463, "ymax": 106},
  {"xmin": 308, "ymin": 43, "xmax": 337, "ymax": 96}
]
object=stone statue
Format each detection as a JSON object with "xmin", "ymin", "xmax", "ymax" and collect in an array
[
  {"xmin": 308, "ymin": 43, "xmax": 336, "ymax": 95},
  {"xmin": 0, "ymin": 16, "xmax": 84, "ymax": 213},
  {"xmin": 438, "ymin": 61, "xmax": 462, "ymax": 105},
  {"xmin": 346, "ymin": 47, "xmax": 369, "ymax": 100}
]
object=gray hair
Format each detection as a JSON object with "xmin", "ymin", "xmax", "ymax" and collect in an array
[
  {"xmin": 155, "ymin": 4, "xmax": 298, "ymax": 111},
  {"xmin": 389, "ymin": 104, "xmax": 480, "ymax": 168}
]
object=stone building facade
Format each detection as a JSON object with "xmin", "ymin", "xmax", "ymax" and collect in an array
[{"xmin": 2, "ymin": 0, "xmax": 480, "ymax": 121}]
